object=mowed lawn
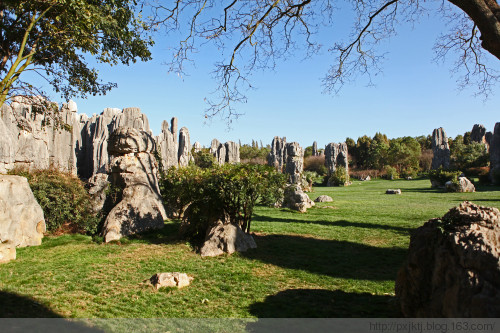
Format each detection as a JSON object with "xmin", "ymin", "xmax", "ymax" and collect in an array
[{"xmin": 1, "ymin": 179, "xmax": 499, "ymax": 319}]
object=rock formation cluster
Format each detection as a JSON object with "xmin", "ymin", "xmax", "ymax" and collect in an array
[
  {"xmin": 210, "ymin": 139, "xmax": 240, "ymax": 164},
  {"xmin": 0, "ymin": 98, "xmax": 193, "ymax": 178},
  {"xmin": 324, "ymin": 142, "xmax": 349, "ymax": 176},
  {"xmin": 0, "ymin": 175, "xmax": 45, "ymax": 263},
  {"xmin": 267, "ymin": 136, "xmax": 287, "ymax": 172},
  {"xmin": 396, "ymin": 201, "xmax": 500, "ymax": 317},
  {"xmin": 284, "ymin": 142, "xmax": 304, "ymax": 185},
  {"xmin": 431, "ymin": 127, "xmax": 450, "ymax": 170}
]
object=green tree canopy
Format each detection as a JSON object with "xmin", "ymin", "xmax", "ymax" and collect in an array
[{"xmin": 0, "ymin": 0, "xmax": 152, "ymax": 107}]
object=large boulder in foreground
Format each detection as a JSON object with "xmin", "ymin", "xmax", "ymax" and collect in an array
[
  {"xmin": 282, "ymin": 185, "xmax": 315, "ymax": 213},
  {"xmin": 200, "ymin": 221, "xmax": 257, "ymax": 257},
  {"xmin": 101, "ymin": 127, "xmax": 167, "ymax": 243},
  {"xmin": 0, "ymin": 175, "xmax": 46, "ymax": 263},
  {"xmin": 396, "ymin": 201, "xmax": 500, "ymax": 317}
]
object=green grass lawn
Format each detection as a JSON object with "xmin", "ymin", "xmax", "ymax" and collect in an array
[{"xmin": 1, "ymin": 178, "xmax": 499, "ymax": 319}]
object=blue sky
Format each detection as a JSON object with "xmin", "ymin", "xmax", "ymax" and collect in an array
[{"xmin": 31, "ymin": 4, "xmax": 500, "ymax": 149}]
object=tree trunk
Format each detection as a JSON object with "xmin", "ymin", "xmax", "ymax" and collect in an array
[{"xmin": 448, "ymin": 0, "xmax": 500, "ymax": 60}]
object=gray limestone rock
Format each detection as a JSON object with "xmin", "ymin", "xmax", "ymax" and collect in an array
[
  {"xmin": 267, "ymin": 136, "xmax": 287, "ymax": 172},
  {"xmin": 285, "ymin": 142, "xmax": 304, "ymax": 186},
  {"xmin": 192, "ymin": 142, "xmax": 202, "ymax": 153},
  {"xmin": 155, "ymin": 120, "xmax": 178, "ymax": 170},
  {"xmin": 210, "ymin": 139, "xmax": 227, "ymax": 165},
  {"xmin": 431, "ymin": 127, "xmax": 450, "ymax": 170},
  {"xmin": 0, "ymin": 175, "xmax": 46, "ymax": 263},
  {"xmin": 225, "ymin": 141, "xmax": 240, "ymax": 164},
  {"xmin": 200, "ymin": 221, "xmax": 257, "ymax": 257},
  {"xmin": 282, "ymin": 185, "xmax": 315, "ymax": 213},
  {"xmin": 445, "ymin": 177, "xmax": 476, "ymax": 193},
  {"xmin": 149, "ymin": 272, "xmax": 193, "ymax": 289},
  {"xmin": 471, "ymin": 124, "xmax": 487, "ymax": 144},
  {"xmin": 324, "ymin": 142, "xmax": 349, "ymax": 176},
  {"xmin": 101, "ymin": 127, "xmax": 166, "ymax": 243},
  {"xmin": 178, "ymin": 127, "xmax": 193, "ymax": 167},
  {"xmin": 396, "ymin": 201, "xmax": 500, "ymax": 317},
  {"xmin": 312, "ymin": 141, "xmax": 318, "ymax": 156},
  {"xmin": 489, "ymin": 123, "xmax": 500, "ymax": 184},
  {"xmin": 86, "ymin": 173, "xmax": 110, "ymax": 215},
  {"xmin": 314, "ymin": 195, "xmax": 333, "ymax": 203}
]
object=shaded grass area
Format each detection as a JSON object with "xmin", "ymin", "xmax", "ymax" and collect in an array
[{"xmin": 0, "ymin": 179, "xmax": 499, "ymax": 319}]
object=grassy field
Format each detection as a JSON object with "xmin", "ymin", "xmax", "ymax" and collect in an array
[{"xmin": 1, "ymin": 178, "xmax": 499, "ymax": 319}]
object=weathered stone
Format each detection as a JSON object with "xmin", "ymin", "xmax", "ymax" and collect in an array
[
  {"xmin": 192, "ymin": 142, "xmax": 202, "ymax": 153},
  {"xmin": 155, "ymin": 120, "xmax": 178, "ymax": 170},
  {"xmin": 445, "ymin": 177, "xmax": 476, "ymax": 193},
  {"xmin": 86, "ymin": 173, "xmax": 110, "ymax": 215},
  {"xmin": 267, "ymin": 136, "xmax": 287, "ymax": 172},
  {"xmin": 431, "ymin": 127, "xmax": 450, "ymax": 170},
  {"xmin": 225, "ymin": 141, "xmax": 240, "ymax": 164},
  {"xmin": 386, "ymin": 189, "xmax": 402, "ymax": 195},
  {"xmin": 324, "ymin": 142, "xmax": 349, "ymax": 176},
  {"xmin": 489, "ymin": 123, "xmax": 500, "ymax": 184},
  {"xmin": 0, "ymin": 175, "xmax": 46, "ymax": 263},
  {"xmin": 282, "ymin": 185, "xmax": 315, "ymax": 212},
  {"xmin": 314, "ymin": 195, "xmax": 333, "ymax": 203},
  {"xmin": 361, "ymin": 175, "xmax": 371, "ymax": 181},
  {"xmin": 285, "ymin": 142, "xmax": 304, "ymax": 186},
  {"xmin": 178, "ymin": 127, "xmax": 193, "ymax": 167},
  {"xmin": 312, "ymin": 141, "xmax": 318, "ymax": 156},
  {"xmin": 200, "ymin": 221, "xmax": 257, "ymax": 257},
  {"xmin": 396, "ymin": 201, "xmax": 500, "ymax": 317},
  {"xmin": 149, "ymin": 272, "xmax": 193, "ymax": 289},
  {"xmin": 471, "ymin": 124, "xmax": 487, "ymax": 145},
  {"xmin": 101, "ymin": 128, "xmax": 166, "ymax": 243}
]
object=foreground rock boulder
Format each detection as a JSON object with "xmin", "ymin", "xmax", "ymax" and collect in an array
[
  {"xmin": 396, "ymin": 201, "xmax": 500, "ymax": 317},
  {"xmin": 314, "ymin": 195, "xmax": 333, "ymax": 203},
  {"xmin": 200, "ymin": 221, "xmax": 257, "ymax": 257},
  {"xmin": 0, "ymin": 175, "xmax": 46, "ymax": 263},
  {"xmin": 101, "ymin": 127, "xmax": 167, "ymax": 243},
  {"xmin": 149, "ymin": 272, "xmax": 193, "ymax": 289}
]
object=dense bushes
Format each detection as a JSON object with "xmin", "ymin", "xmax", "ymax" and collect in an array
[
  {"xmin": 304, "ymin": 155, "xmax": 327, "ymax": 176},
  {"xmin": 159, "ymin": 164, "xmax": 286, "ymax": 245},
  {"xmin": 240, "ymin": 145, "xmax": 270, "ymax": 164},
  {"xmin": 328, "ymin": 166, "xmax": 350, "ymax": 186},
  {"xmin": 8, "ymin": 168, "xmax": 99, "ymax": 234},
  {"xmin": 428, "ymin": 169, "xmax": 463, "ymax": 187}
]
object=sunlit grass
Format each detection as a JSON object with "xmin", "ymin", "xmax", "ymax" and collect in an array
[{"xmin": 1, "ymin": 178, "xmax": 498, "ymax": 319}]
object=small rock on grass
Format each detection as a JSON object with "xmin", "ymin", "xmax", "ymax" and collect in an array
[
  {"xmin": 386, "ymin": 189, "xmax": 402, "ymax": 195},
  {"xmin": 149, "ymin": 272, "xmax": 193, "ymax": 289}
]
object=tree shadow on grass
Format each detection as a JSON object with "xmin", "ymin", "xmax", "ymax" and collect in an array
[
  {"xmin": 401, "ymin": 187, "xmax": 443, "ymax": 193},
  {"xmin": 0, "ymin": 291, "xmax": 104, "ymax": 331},
  {"xmin": 247, "ymin": 288, "xmax": 399, "ymax": 318},
  {"xmin": 252, "ymin": 214, "xmax": 412, "ymax": 235},
  {"xmin": 242, "ymin": 234, "xmax": 406, "ymax": 281}
]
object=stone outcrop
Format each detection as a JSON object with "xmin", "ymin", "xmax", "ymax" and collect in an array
[
  {"xmin": 267, "ymin": 137, "xmax": 287, "ymax": 172},
  {"xmin": 209, "ymin": 139, "xmax": 240, "ymax": 165},
  {"xmin": 431, "ymin": 127, "xmax": 450, "ymax": 170},
  {"xmin": 225, "ymin": 141, "xmax": 240, "ymax": 164},
  {"xmin": 282, "ymin": 185, "xmax": 315, "ymax": 212},
  {"xmin": 155, "ymin": 118, "xmax": 178, "ymax": 170},
  {"xmin": 192, "ymin": 142, "xmax": 202, "ymax": 153},
  {"xmin": 149, "ymin": 272, "xmax": 193, "ymax": 289},
  {"xmin": 489, "ymin": 123, "xmax": 500, "ymax": 184},
  {"xmin": 396, "ymin": 201, "xmax": 500, "ymax": 317},
  {"xmin": 314, "ymin": 195, "xmax": 333, "ymax": 203},
  {"xmin": 0, "ymin": 175, "xmax": 45, "ymax": 263},
  {"xmin": 312, "ymin": 141, "xmax": 318, "ymax": 156},
  {"xmin": 471, "ymin": 124, "xmax": 487, "ymax": 145},
  {"xmin": 86, "ymin": 173, "xmax": 110, "ymax": 215},
  {"xmin": 324, "ymin": 142, "xmax": 348, "ymax": 177},
  {"xmin": 101, "ymin": 127, "xmax": 167, "ymax": 242},
  {"xmin": 284, "ymin": 142, "xmax": 304, "ymax": 186},
  {"xmin": 200, "ymin": 221, "xmax": 257, "ymax": 257},
  {"xmin": 178, "ymin": 127, "xmax": 193, "ymax": 167},
  {"xmin": 445, "ymin": 177, "xmax": 476, "ymax": 193}
]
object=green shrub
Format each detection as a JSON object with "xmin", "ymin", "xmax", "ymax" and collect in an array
[
  {"xmin": 192, "ymin": 149, "xmax": 216, "ymax": 169},
  {"xmin": 384, "ymin": 165, "xmax": 399, "ymax": 180},
  {"xmin": 328, "ymin": 166, "xmax": 350, "ymax": 186},
  {"xmin": 428, "ymin": 169, "xmax": 462, "ymax": 187},
  {"xmin": 159, "ymin": 164, "xmax": 286, "ymax": 246},
  {"xmin": 8, "ymin": 168, "xmax": 99, "ymax": 234}
]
